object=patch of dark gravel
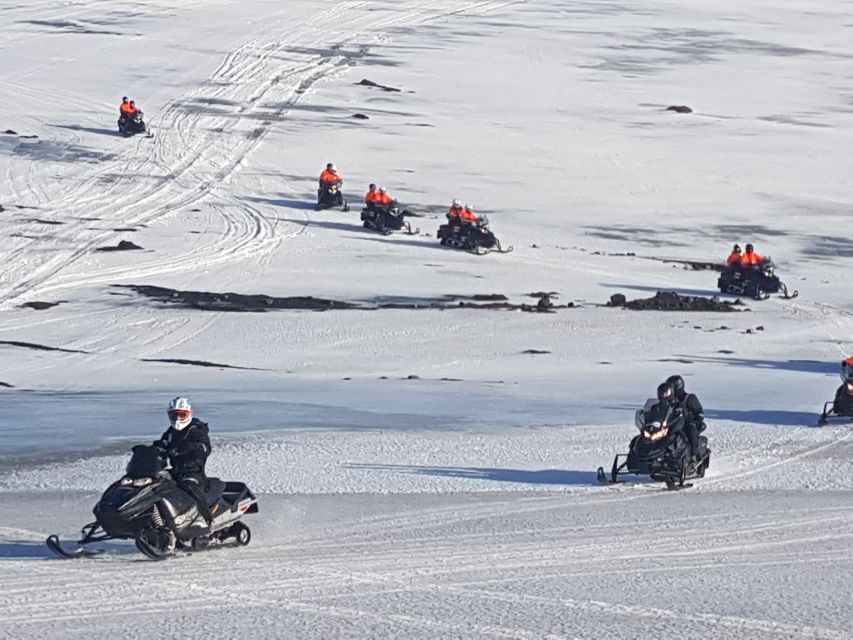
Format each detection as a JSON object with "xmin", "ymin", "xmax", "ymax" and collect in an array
[
  {"xmin": 608, "ymin": 291, "xmax": 744, "ymax": 312},
  {"xmin": 117, "ymin": 285, "xmax": 576, "ymax": 313}
]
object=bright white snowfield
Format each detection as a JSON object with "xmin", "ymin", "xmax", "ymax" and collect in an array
[{"xmin": 1, "ymin": 0, "xmax": 852, "ymax": 637}]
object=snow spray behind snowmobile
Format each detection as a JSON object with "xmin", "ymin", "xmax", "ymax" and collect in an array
[
  {"xmin": 437, "ymin": 214, "xmax": 512, "ymax": 255},
  {"xmin": 717, "ymin": 258, "xmax": 797, "ymax": 300},
  {"xmin": 47, "ymin": 444, "xmax": 257, "ymax": 560},
  {"xmin": 597, "ymin": 399, "xmax": 711, "ymax": 490},
  {"xmin": 361, "ymin": 203, "xmax": 419, "ymax": 235}
]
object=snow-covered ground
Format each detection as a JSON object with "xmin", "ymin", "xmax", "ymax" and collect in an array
[{"xmin": 1, "ymin": 0, "xmax": 852, "ymax": 638}]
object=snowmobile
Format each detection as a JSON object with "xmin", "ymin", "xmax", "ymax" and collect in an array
[
  {"xmin": 717, "ymin": 258, "xmax": 797, "ymax": 300},
  {"xmin": 118, "ymin": 111, "xmax": 152, "ymax": 138},
  {"xmin": 817, "ymin": 380, "xmax": 853, "ymax": 426},
  {"xmin": 361, "ymin": 203, "xmax": 419, "ymax": 235},
  {"xmin": 46, "ymin": 444, "xmax": 258, "ymax": 560},
  {"xmin": 316, "ymin": 183, "xmax": 349, "ymax": 211},
  {"xmin": 437, "ymin": 214, "xmax": 513, "ymax": 255},
  {"xmin": 597, "ymin": 399, "xmax": 711, "ymax": 490}
]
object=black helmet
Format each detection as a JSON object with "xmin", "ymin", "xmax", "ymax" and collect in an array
[
  {"xmin": 745, "ymin": 243, "xmax": 754, "ymax": 252},
  {"xmin": 368, "ymin": 183, "xmax": 376, "ymax": 190},
  {"xmin": 122, "ymin": 96, "xmax": 128, "ymax": 102},
  {"xmin": 666, "ymin": 374, "xmax": 685, "ymax": 398},
  {"xmin": 733, "ymin": 244, "xmax": 741, "ymax": 252},
  {"xmin": 657, "ymin": 382, "xmax": 675, "ymax": 403}
]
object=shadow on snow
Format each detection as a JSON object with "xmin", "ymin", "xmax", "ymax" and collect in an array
[{"xmin": 344, "ymin": 463, "xmax": 598, "ymax": 486}]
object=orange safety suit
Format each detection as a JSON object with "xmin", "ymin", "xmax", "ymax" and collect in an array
[
  {"xmin": 364, "ymin": 188, "xmax": 378, "ymax": 204},
  {"xmin": 447, "ymin": 205, "xmax": 465, "ymax": 219},
  {"xmin": 740, "ymin": 250, "xmax": 764, "ymax": 266},
  {"xmin": 319, "ymin": 170, "xmax": 341, "ymax": 185},
  {"xmin": 120, "ymin": 101, "xmax": 132, "ymax": 116},
  {"xmin": 374, "ymin": 191, "xmax": 393, "ymax": 206},
  {"xmin": 460, "ymin": 207, "xmax": 480, "ymax": 223},
  {"xmin": 726, "ymin": 251, "xmax": 742, "ymax": 267}
]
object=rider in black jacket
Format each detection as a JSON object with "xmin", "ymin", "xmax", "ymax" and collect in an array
[
  {"xmin": 666, "ymin": 375, "xmax": 705, "ymax": 461},
  {"xmin": 153, "ymin": 397, "xmax": 213, "ymax": 525}
]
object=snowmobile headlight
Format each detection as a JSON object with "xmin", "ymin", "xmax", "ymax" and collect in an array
[
  {"xmin": 120, "ymin": 476, "xmax": 133, "ymax": 486},
  {"xmin": 131, "ymin": 477, "xmax": 153, "ymax": 487},
  {"xmin": 847, "ymin": 382, "xmax": 853, "ymax": 392},
  {"xmin": 642, "ymin": 425, "xmax": 669, "ymax": 441}
]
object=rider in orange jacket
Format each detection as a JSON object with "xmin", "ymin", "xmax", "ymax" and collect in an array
[
  {"xmin": 740, "ymin": 243, "xmax": 764, "ymax": 266},
  {"xmin": 319, "ymin": 163, "xmax": 342, "ymax": 187},
  {"xmin": 726, "ymin": 244, "xmax": 742, "ymax": 267}
]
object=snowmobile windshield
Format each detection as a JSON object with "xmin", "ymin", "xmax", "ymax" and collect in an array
[
  {"xmin": 126, "ymin": 445, "xmax": 167, "ymax": 478},
  {"xmin": 643, "ymin": 402, "xmax": 677, "ymax": 428}
]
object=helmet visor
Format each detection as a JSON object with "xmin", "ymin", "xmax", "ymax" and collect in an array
[{"xmin": 168, "ymin": 409, "xmax": 191, "ymax": 422}]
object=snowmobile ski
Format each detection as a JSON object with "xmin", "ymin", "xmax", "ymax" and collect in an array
[{"xmin": 46, "ymin": 534, "xmax": 102, "ymax": 559}]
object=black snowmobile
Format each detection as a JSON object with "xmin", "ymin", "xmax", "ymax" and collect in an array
[
  {"xmin": 316, "ymin": 183, "xmax": 349, "ymax": 211},
  {"xmin": 118, "ymin": 111, "xmax": 152, "ymax": 138},
  {"xmin": 597, "ymin": 399, "xmax": 711, "ymax": 489},
  {"xmin": 437, "ymin": 214, "xmax": 512, "ymax": 255},
  {"xmin": 817, "ymin": 380, "xmax": 853, "ymax": 426},
  {"xmin": 717, "ymin": 259, "xmax": 797, "ymax": 300},
  {"xmin": 47, "ymin": 444, "xmax": 258, "ymax": 560},
  {"xmin": 361, "ymin": 203, "xmax": 419, "ymax": 235}
]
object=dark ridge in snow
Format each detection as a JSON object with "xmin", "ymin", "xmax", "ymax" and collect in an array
[
  {"xmin": 0, "ymin": 340, "xmax": 87, "ymax": 353},
  {"xmin": 24, "ymin": 218, "xmax": 64, "ymax": 225},
  {"xmin": 139, "ymin": 358, "xmax": 263, "ymax": 371},
  {"xmin": 0, "ymin": 381, "xmax": 13, "ymax": 388}
]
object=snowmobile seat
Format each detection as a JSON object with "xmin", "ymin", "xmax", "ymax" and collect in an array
[{"xmin": 205, "ymin": 478, "xmax": 226, "ymax": 505}]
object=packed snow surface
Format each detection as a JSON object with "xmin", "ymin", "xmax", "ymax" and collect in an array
[{"xmin": 1, "ymin": 0, "xmax": 852, "ymax": 638}]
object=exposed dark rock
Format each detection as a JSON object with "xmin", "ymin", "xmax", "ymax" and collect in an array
[
  {"xmin": 118, "ymin": 285, "xmax": 576, "ymax": 314},
  {"xmin": 0, "ymin": 204, "xmax": 4, "ymax": 212},
  {"xmin": 608, "ymin": 293, "xmax": 627, "ymax": 307},
  {"xmin": 440, "ymin": 377, "xmax": 463, "ymax": 382},
  {"xmin": 661, "ymin": 258, "xmax": 725, "ymax": 272},
  {"xmin": 522, "ymin": 349, "xmax": 551, "ymax": 354},
  {"xmin": 666, "ymin": 105, "xmax": 692, "ymax": 113},
  {"xmin": 446, "ymin": 293, "xmax": 508, "ymax": 302},
  {"xmin": 0, "ymin": 340, "xmax": 87, "ymax": 353},
  {"xmin": 118, "ymin": 284, "xmax": 358, "ymax": 312},
  {"xmin": 25, "ymin": 218, "xmax": 64, "ymax": 225},
  {"xmin": 356, "ymin": 79, "xmax": 401, "ymax": 92},
  {"xmin": 718, "ymin": 349, "xmax": 734, "ymax": 354},
  {"xmin": 20, "ymin": 301, "xmax": 62, "ymax": 310},
  {"xmin": 3, "ymin": 130, "xmax": 17, "ymax": 135},
  {"xmin": 0, "ymin": 381, "xmax": 12, "ymax": 388},
  {"xmin": 405, "ymin": 374, "xmax": 420, "ymax": 380},
  {"xmin": 112, "ymin": 227, "xmax": 138, "ymax": 232},
  {"xmin": 96, "ymin": 240, "xmax": 143, "ymax": 252},
  {"xmin": 139, "ymin": 358, "xmax": 261, "ymax": 370},
  {"xmin": 620, "ymin": 291, "xmax": 743, "ymax": 312},
  {"xmin": 352, "ymin": 113, "xmax": 370, "ymax": 120}
]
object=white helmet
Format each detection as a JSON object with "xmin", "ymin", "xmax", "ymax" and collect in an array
[
  {"xmin": 379, "ymin": 186, "xmax": 387, "ymax": 194},
  {"xmin": 451, "ymin": 199, "xmax": 462, "ymax": 208},
  {"xmin": 168, "ymin": 396, "xmax": 193, "ymax": 431}
]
